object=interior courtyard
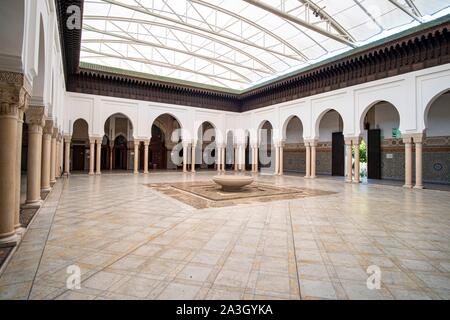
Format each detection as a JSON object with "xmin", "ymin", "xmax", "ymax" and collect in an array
[{"xmin": 1, "ymin": 0, "xmax": 450, "ymax": 301}]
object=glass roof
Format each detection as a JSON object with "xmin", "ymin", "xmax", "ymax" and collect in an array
[{"xmin": 81, "ymin": 0, "xmax": 450, "ymax": 91}]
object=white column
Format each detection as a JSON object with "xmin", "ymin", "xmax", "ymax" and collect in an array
[
  {"xmin": 144, "ymin": 140, "xmax": 149, "ymax": 174},
  {"xmin": 95, "ymin": 138, "xmax": 101, "ymax": 175},
  {"xmin": 255, "ymin": 146, "xmax": 258, "ymax": 173},
  {"xmin": 216, "ymin": 145, "xmax": 221, "ymax": 173},
  {"xmin": 89, "ymin": 138, "xmax": 95, "ymax": 175},
  {"xmin": 305, "ymin": 142, "xmax": 311, "ymax": 178},
  {"xmin": 279, "ymin": 143, "xmax": 284, "ymax": 175},
  {"xmin": 234, "ymin": 146, "xmax": 238, "ymax": 171},
  {"xmin": 345, "ymin": 138, "xmax": 353, "ymax": 183},
  {"xmin": 274, "ymin": 143, "xmax": 280, "ymax": 175},
  {"xmin": 414, "ymin": 134, "xmax": 423, "ymax": 189},
  {"xmin": 353, "ymin": 137, "xmax": 361, "ymax": 183},
  {"xmin": 182, "ymin": 142, "xmax": 188, "ymax": 173},
  {"xmin": 64, "ymin": 135, "xmax": 71, "ymax": 175},
  {"xmin": 191, "ymin": 142, "xmax": 196, "ymax": 173},
  {"xmin": 310, "ymin": 140, "xmax": 317, "ymax": 179},
  {"xmin": 134, "ymin": 140, "xmax": 139, "ymax": 174},
  {"xmin": 25, "ymin": 110, "xmax": 45, "ymax": 208},
  {"xmin": 221, "ymin": 146, "xmax": 226, "ymax": 171},
  {"xmin": 50, "ymin": 128, "xmax": 57, "ymax": 184},
  {"xmin": 14, "ymin": 106, "xmax": 26, "ymax": 230},
  {"xmin": 403, "ymin": 136, "xmax": 413, "ymax": 188},
  {"xmin": 41, "ymin": 120, "xmax": 52, "ymax": 192}
]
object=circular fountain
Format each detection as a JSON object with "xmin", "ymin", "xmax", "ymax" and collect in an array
[{"xmin": 212, "ymin": 175, "xmax": 254, "ymax": 192}]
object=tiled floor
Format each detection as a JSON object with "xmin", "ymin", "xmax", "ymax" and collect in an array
[{"xmin": 1, "ymin": 171, "xmax": 449, "ymax": 300}]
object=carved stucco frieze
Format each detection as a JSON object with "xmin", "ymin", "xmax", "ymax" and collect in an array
[{"xmin": 0, "ymin": 71, "xmax": 32, "ymax": 118}]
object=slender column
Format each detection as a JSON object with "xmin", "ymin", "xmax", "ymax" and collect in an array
[
  {"xmin": 251, "ymin": 147, "xmax": 255, "ymax": 172},
  {"xmin": 14, "ymin": 105, "xmax": 26, "ymax": 230},
  {"xmin": 89, "ymin": 138, "xmax": 95, "ymax": 175},
  {"xmin": 64, "ymin": 135, "xmax": 71, "ymax": 175},
  {"xmin": 274, "ymin": 143, "xmax": 280, "ymax": 175},
  {"xmin": 310, "ymin": 140, "xmax": 317, "ymax": 179},
  {"xmin": 403, "ymin": 136, "xmax": 413, "ymax": 188},
  {"xmin": 345, "ymin": 138, "xmax": 353, "ymax": 183},
  {"xmin": 305, "ymin": 142, "xmax": 311, "ymax": 178},
  {"xmin": 41, "ymin": 120, "xmax": 53, "ymax": 192},
  {"xmin": 353, "ymin": 137, "xmax": 361, "ymax": 183},
  {"xmin": 50, "ymin": 128, "xmax": 57, "ymax": 183},
  {"xmin": 95, "ymin": 138, "xmax": 101, "ymax": 175},
  {"xmin": 134, "ymin": 140, "xmax": 139, "ymax": 174},
  {"xmin": 255, "ymin": 146, "xmax": 259, "ymax": 173},
  {"xmin": 221, "ymin": 146, "xmax": 225, "ymax": 171},
  {"xmin": 216, "ymin": 146, "xmax": 221, "ymax": 173},
  {"xmin": 56, "ymin": 135, "xmax": 61, "ymax": 177},
  {"xmin": 279, "ymin": 143, "xmax": 284, "ymax": 175},
  {"xmin": 109, "ymin": 142, "xmax": 114, "ymax": 170},
  {"xmin": 234, "ymin": 145, "xmax": 239, "ymax": 171},
  {"xmin": 191, "ymin": 142, "xmax": 197, "ymax": 173},
  {"xmin": 182, "ymin": 142, "xmax": 188, "ymax": 173},
  {"xmin": 238, "ymin": 144, "xmax": 243, "ymax": 171},
  {"xmin": 144, "ymin": 140, "xmax": 149, "ymax": 174},
  {"xmin": 414, "ymin": 134, "xmax": 423, "ymax": 189},
  {"xmin": 25, "ymin": 108, "xmax": 45, "ymax": 207}
]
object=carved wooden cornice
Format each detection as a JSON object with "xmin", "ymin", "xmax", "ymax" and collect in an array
[{"xmin": 55, "ymin": 0, "xmax": 450, "ymax": 113}]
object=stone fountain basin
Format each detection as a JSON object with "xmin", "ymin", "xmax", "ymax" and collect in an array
[{"xmin": 213, "ymin": 175, "xmax": 254, "ymax": 192}]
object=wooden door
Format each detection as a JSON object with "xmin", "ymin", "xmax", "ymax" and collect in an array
[
  {"xmin": 72, "ymin": 145, "xmax": 85, "ymax": 171},
  {"xmin": 368, "ymin": 129, "xmax": 381, "ymax": 179},
  {"xmin": 332, "ymin": 132, "xmax": 345, "ymax": 176}
]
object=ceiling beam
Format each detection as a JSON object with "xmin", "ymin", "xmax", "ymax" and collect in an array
[
  {"xmin": 387, "ymin": 0, "xmax": 423, "ymax": 22},
  {"xmin": 101, "ymin": 0, "xmax": 304, "ymax": 61},
  {"xmin": 242, "ymin": 0, "xmax": 357, "ymax": 48},
  {"xmin": 297, "ymin": 0, "xmax": 356, "ymax": 42},
  {"xmin": 80, "ymin": 47, "xmax": 249, "ymax": 85},
  {"xmin": 83, "ymin": 25, "xmax": 256, "ymax": 82},
  {"xmin": 83, "ymin": 15, "xmax": 275, "ymax": 73}
]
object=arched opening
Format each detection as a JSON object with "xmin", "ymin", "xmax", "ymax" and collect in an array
[
  {"xmin": 317, "ymin": 110, "xmax": 344, "ymax": 176},
  {"xmin": 225, "ymin": 131, "xmax": 234, "ymax": 170},
  {"xmin": 361, "ymin": 101, "xmax": 401, "ymax": 181},
  {"xmin": 424, "ymin": 90, "xmax": 450, "ymax": 185},
  {"xmin": 283, "ymin": 116, "xmax": 305, "ymax": 174},
  {"xmin": 258, "ymin": 121, "xmax": 274, "ymax": 173},
  {"xmin": 103, "ymin": 114, "xmax": 133, "ymax": 171},
  {"xmin": 196, "ymin": 122, "xmax": 216, "ymax": 170},
  {"xmin": 71, "ymin": 119, "xmax": 89, "ymax": 172},
  {"xmin": 150, "ymin": 114, "xmax": 182, "ymax": 170}
]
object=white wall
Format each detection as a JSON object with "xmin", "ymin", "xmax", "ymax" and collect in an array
[
  {"xmin": 372, "ymin": 102, "xmax": 400, "ymax": 139},
  {"xmin": 426, "ymin": 93, "xmax": 450, "ymax": 137},
  {"xmin": 64, "ymin": 63, "xmax": 450, "ymax": 146}
]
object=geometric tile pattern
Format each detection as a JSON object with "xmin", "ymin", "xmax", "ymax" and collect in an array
[
  {"xmin": 147, "ymin": 181, "xmax": 335, "ymax": 209},
  {"xmin": 1, "ymin": 172, "xmax": 449, "ymax": 300}
]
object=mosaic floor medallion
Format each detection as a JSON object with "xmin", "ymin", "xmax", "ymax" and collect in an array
[{"xmin": 146, "ymin": 181, "xmax": 335, "ymax": 209}]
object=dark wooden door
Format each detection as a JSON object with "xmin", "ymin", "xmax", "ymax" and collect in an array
[
  {"xmin": 72, "ymin": 145, "xmax": 85, "ymax": 171},
  {"xmin": 368, "ymin": 129, "xmax": 381, "ymax": 179},
  {"xmin": 150, "ymin": 138, "xmax": 166, "ymax": 170},
  {"xmin": 332, "ymin": 132, "xmax": 345, "ymax": 176}
]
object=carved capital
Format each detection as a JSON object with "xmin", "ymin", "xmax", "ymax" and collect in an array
[
  {"xmin": 0, "ymin": 71, "xmax": 31, "ymax": 118},
  {"xmin": 52, "ymin": 127, "xmax": 59, "ymax": 139},
  {"xmin": 43, "ymin": 120, "xmax": 54, "ymax": 135},
  {"xmin": 25, "ymin": 105, "xmax": 46, "ymax": 128}
]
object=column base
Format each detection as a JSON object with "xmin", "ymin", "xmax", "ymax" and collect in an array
[
  {"xmin": 310, "ymin": 176, "xmax": 316, "ymax": 179},
  {"xmin": 414, "ymin": 185, "xmax": 424, "ymax": 189},
  {"xmin": 96, "ymin": 172, "xmax": 102, "ymax": 175},
  {"xmin": 50, "ymin": 179, "xmax": 56, "ymax": 184},
  {"xmin": 345, "ymin": 179, "xmax": 353, "ymax": 183},
  {"xmin": 15, "ymin": 227, "xmax": 26, "ymax": 236},
  {"xmin": 89, "ymin": 172, "xmax": 95, "ymax": 175},
  {"xmin": 144, "ymin": 171, "xmax": 149, "ymax": 175},
  {"xmin": 0, "ymin": 234, "xmax": 19, "ymax": 248},
  {"xmin": 403, "ymin": 184, "xmax": 413, "ymax": 189},
  {"xmin": 23, "ymin": 199, "xmax": 43, "ymax": 209},
  {"xmin": 353, "ymin": 180, "xmax": 361, "ymax": 184},
  {"xmin": 41, "ymin": 187, "xmax": 52, "ymax": 193},
  {"xmin": 304, "ymin": 176, "xmax": 310, "ymax": 179}
]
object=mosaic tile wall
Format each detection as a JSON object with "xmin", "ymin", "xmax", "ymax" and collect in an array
[{"xmin": 284, "ymin": 137, "xmax": 450, "ymax": 184}]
